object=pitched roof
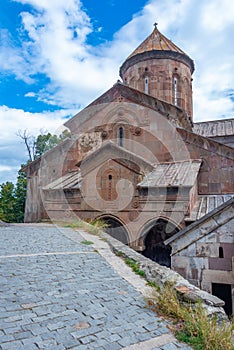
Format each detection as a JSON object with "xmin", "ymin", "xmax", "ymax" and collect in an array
[
  {"xmin": 164, "ymin": 197, "xmax": 234, "ymax": 250},
  {"xmin": 70, "ymin": 82, "xmax": 192, "ymax": 131},
  {"xmin": 194, "ymin": 118, "xmax": 234, "ymax": 137},
  {"xmin": 187, "ymin": 194, "xmax": 234, "ymax": 221},
  {"xmin": 43, "ymin": 171, "xmax": 81, "ymax": 190},
  {"xmin": 138, "ymin": 159, "xmax": 202, "ymax": 188},
  {"xmin": 177, "ymin": 127, "xmax": 234, "ymax": 161},
  {"xmin": 80, "ymin": 140, "xmax": 154, "ymax": 176}
]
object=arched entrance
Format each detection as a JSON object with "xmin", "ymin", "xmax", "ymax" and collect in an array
[
  {"xmin": 142, "ymin": 218, "xmax": 179, "ymax": 267},
  {"xmin": 101, "ymin": 216, "xmax": 129, "ymax": 245}
]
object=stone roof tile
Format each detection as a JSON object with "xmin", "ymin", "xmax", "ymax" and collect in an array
[
  {"xmin": 127, "ymin": 26, "xmax": 185, "ymax": 60},
  {"xmin": 194, "ymin": 118, "xmax": 234, "ymax": 137},
  {"xmin": 187, "ymin": 194, "xmax": 234, "ymax": 221},
  {"xmin": 43, "ymin": 171, "xmax": 82, "ymax": 190},
  {"xmin": 138, "ymin": 159, "xmax": 202, "ymax": 188}
]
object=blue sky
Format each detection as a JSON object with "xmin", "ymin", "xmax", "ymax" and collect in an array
[{"xmin": 0, "ymin": 0, "xmax": 234, "ymax": 183}]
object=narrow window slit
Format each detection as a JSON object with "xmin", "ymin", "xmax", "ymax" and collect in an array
[
  {"xmin": 219, "ymin": 246, "xmax": 224, "ymax": 258},
  {"xmin": 118, "ymin": 127, "xmax": 124, "ymax": 147}
]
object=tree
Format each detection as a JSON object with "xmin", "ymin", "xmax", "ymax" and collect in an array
[
  {"xmin": 16, "ymin": 130, "xmax": 36, "ymax": 162},
  {"xmin": 0, "ymin": 166, "xmax": 27, "ymax": 223},
  {"xmin": 0, "ymin": 182, "xmax": 15, "ymax": 222},
  {"xmin": 34, "ymin": 130, "xmax": 71, "ymax": 159},
  {"xmin": 13, "ymin": 166, "xmax": 27, "ymax": 223},
  {"xmin": 0, "ymin": 129, "xmax": 71, "ymax": 223},
  {"xmin": 17, "ymin": 129, "xmax": 71, "ymax": 161}
]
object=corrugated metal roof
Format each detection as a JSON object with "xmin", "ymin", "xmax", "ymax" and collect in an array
[
  {"xmin": 43, "ymin": 171, "xmax": 82, "ymax": 190},
  {"xmin": 188, "ymin": 194, "xmax": 234, "ymax": 221},
  {"xmin": 138, "ymin": 160, "xmax": 202, "ymax": 188},
  {"xmin": 194, "ymin": 119, "xmax": 234, "ymax": 137}
]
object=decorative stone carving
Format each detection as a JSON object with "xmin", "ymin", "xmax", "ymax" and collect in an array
[
  {"xmin": 101, "ymin": 130, "xmax": 108, "ymax": 139},
  {"xmin": 132, "ymin": 199, "xmax": 139, "ymax": 208},
  {"xmin": 78, "ymin": 132, "xmax": 102, "ymax": 153},
  {"xmin": 134, "ymin": 127, "xmax": 141, "ymax": 136}
]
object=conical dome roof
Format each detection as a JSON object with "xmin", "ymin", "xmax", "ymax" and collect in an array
[
  {"xmin": 120, "ymin": 24, "xmax": 194, "ymax": 77},
  {"xmin": 127, "ymin": 25, "xmax": 186, "ymax": 59}
]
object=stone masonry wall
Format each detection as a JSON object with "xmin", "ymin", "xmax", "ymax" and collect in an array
[{"xmin": 96, "ymin": 230, "xmax": 228, "ymax": 322}]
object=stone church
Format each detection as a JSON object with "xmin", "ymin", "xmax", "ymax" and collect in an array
[{"xmin": 24, "ymin": 25, "xmax": 234, "ymax": 315}]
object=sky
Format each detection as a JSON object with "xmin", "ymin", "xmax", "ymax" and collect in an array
[{"xmin": 0, "ymin": 0, "xmax": 234, "ymax": 184}]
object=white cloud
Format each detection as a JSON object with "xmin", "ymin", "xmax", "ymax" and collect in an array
[
  {"xmin": 0, "ymin": 29, "xmax": 34, "ymax": 84},
  {"xmin": 12, "ymin": 0, "xmax": 110, "ymax": 107},
  {"xmin": 0, "ymin": 105, "xmax": 76, "ymax": 182},
  {"xmin": 201, "ymin": 0, "xmax": 234, "ymax": 32},
  {"xmin": 3, "ymin": 0, "xmax": 232, "ymax": 120},
  {"xmin": 0, "ymin": 165, "xmax": 18, "ymax": 172},
  {"xmin": 25, "ymin": 92, "xmax": 36, "ymax": 97},
  {"xmin": 0, "ymin": 105, "xmax": 75, "ymax": 143}
]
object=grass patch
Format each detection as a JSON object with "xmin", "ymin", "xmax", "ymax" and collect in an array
[
  {"xmin": 125, "ymin": 258, "xmax": 146, "ymax": 278},
  {"xmin": 146, "ymin": 283, "xmax": 234, "ymax": 350},
  {"xmin": 65, "ymin": 218, "xmax": 109, "ymax": 236},
  {"xmin": 116, "ymin": 251, "xmax": 124, "ymax": 257},
  {"xmin": 81, "ymin": 240, "xmax": 94, "ymax": 245},
  {"xmin": 100, "ymin": 237, "xmax": 108, "ymax": 242},
  {"xmin": 146, "ymin": 280, "xmax": 160, "ymax": 291}
]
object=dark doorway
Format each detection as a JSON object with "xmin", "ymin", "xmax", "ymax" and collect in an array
[
  {"xmin": 142, "ymin": 219, "xmax": 179, "ymax": 267},
  {"xmin": 102, "ymin": 217, "xmax": 129, "ymax": 245},
  {"xmin": 212, "ymin": 283, "xmax": 232, "ymax": 316}
]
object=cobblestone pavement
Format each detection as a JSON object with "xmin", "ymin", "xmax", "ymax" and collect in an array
[{"xmin": 0, "ymin": 225, "xmax": 192, "ymax": 350}]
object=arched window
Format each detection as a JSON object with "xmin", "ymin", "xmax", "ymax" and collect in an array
[
  {"xmin": 145, "ymin": 76, "xmax": 149, "ymax": 94},
  {"xmin": 118, "ymin": 127, "xmax": 124, "ymax": 147},
  {"xmin": 219, "ymin": 246, "xmax": 224, "ymax": 258},
  {"xmin": 108, "ymin": 174, "xmax": 113, "ymax": 200},
  {"xmin": 174, "ymin": 76, "xmax": 178, "ymax": 106}
]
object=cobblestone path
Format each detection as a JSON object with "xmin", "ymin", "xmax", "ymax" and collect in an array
[{"xmin": 0, "ymin": 225, "xmax": 192, "ymax": 350}]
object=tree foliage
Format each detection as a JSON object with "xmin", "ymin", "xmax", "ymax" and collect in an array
[
  {"xmin": 13, "ymin": 167, "xmax": 27, "ymax": 223},
  {"xmin": 0, "ymin": 166, "xmax": 27, "ymax": 223},
  {"xmin": 0, "ymin": 182, "xmax": 15, "ymax": 222},
  {"xmin": 0, "ymin": 129, "xmax": 71, "ymax": 223},
  {"xmin": 17, "ymin": 129, "xmax": 71, "ymax": 161},
  {"xmin": 34, "ymin": 130, "xmax": 70, "ymax": 159}
]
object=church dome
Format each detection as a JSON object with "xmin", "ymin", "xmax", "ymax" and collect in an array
[
  {"xmin": 120, "ymin": 24, "xmax": 194, "ymax": 76},
  {"xmin": 119, "ymin": 24, "xmax": 195, "ymax": 119}
]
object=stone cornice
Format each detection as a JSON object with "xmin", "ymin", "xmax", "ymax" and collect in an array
[{"xmin": 120, "ymin": 50, "xmax": 195, "ymax": 78}]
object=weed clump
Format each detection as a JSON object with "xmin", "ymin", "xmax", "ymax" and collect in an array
[
  {"xmin": 125, "ymin": 258, "xmax": 146, "ymax": 277},
  {"xmin": 81, "ymin": 240, "xmax": 94, "ymax": 245},
  {"xmin": 147, "ymin": 283, "xmax": 234, "ymax": 350}
]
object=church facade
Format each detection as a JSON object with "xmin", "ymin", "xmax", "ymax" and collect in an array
[{"xmin": 24, "ymin": 25, "xmax": 234, "ymax": 314}]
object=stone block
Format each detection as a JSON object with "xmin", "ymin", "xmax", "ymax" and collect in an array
[
  {"xmin": 196, "ymin": 243, "xmax": 219, "ymax": 257},
  {"xmin": 209, "ymin": 257, "xmax": 232, "ymax": 271}
]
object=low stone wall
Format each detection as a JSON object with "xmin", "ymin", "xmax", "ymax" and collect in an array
[{"xmin": 99, "ymin": 230, "xmax": 228, "ymax": 322}]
